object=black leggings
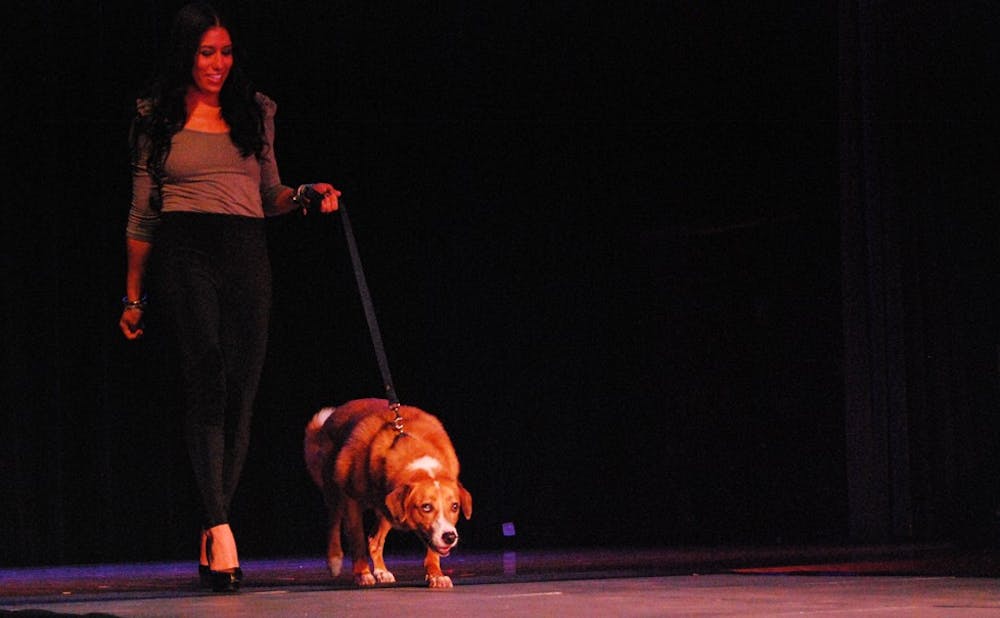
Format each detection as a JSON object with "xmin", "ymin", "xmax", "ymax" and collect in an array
[{"xmin": 158, "ymin": 212, "xmax": 271, "ymax": 528}]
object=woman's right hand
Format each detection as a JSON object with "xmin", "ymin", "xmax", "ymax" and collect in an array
[
  {"xmin": 121, "ymin": 238, "xmax": 153, "ymax": 340},
  {"xmin": 119, "ymin": 308, "xmax": 145, "ymax": 340}
]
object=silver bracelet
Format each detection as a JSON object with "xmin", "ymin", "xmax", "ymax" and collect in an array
[{"xmin": 121, "ymin": 295, "xmax": 147, "ymax": 311}]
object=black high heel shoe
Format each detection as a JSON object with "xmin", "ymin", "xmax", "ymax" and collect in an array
[
  {"xmin": 198, "ymin": 529, "xmax": 212, "ymax": 588},
  {"xmin": 208, "ymin": 567, "xmax": 243, "ymax": 593},
  {"xmin": 199, "ymin": 564, "xmax": 212, "ymax": 588},
  {"xmin": 204, "ymin": 524, "xmax": 243, "ymax": 593}
]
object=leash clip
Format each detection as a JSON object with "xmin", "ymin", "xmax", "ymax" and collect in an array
[{"xmin": 389, "ymin": 401, "xmax": 404, "ymax": 434}]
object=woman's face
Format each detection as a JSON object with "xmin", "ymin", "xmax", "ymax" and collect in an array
[{"xmin": 190, "ymin": 26, "xmax": 233, "ymax": 100}]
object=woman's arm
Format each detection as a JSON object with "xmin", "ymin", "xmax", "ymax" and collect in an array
[
  {"xmin": 255, "ymin": 93, "xmax": 341, "ymax": 216},
  {"xmin": 262, "ymin": 184, "xmax": 299, "ymax": 216},
  {"xmin": 120, "ymin": 238, "xmax": 152, "ymax": 339}
]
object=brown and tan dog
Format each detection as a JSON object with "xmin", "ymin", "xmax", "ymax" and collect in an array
[{"xmin": 304, "ymin": 398, "xmax": 472, "ymax": 588}]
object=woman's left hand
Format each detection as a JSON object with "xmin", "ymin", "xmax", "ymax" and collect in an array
[{"xmin": 310, "ymin": 183, "xmax": 341, "ymax": 213}]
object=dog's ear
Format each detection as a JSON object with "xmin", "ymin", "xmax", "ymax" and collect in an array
[
  {"xmin": 459, "ymin": 482, "xmax": 473, "ymax": 520},
  {"xmin": 386, "ymin": 485, "xmax": 410, "ymax": 523}
]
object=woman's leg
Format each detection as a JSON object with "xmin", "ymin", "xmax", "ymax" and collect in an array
[
  {"xmin": 218, "ymin": 238, "xmax": 271, "ymax": 515},
  {"xmin": 159, "ymin": 245, "xmax": 231, "ymax": 528},
  {"xmin": 158, "ymin": 215, "xmax": 270, "ymax": 588}
]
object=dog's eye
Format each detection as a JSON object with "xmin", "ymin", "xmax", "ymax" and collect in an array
[
  {"xmin": 451, "ymin": 502, "xmax": 460, "ymax": 512},
  {"xmin": 421, "ymin": 503, "xmax": 433, "ymax": 513}
]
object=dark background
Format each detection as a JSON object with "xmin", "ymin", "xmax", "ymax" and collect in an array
[{"xmin": 2, "ymin": 1, "xmax": 998, "ymax": 566}]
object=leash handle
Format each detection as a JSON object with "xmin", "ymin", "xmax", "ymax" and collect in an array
[{"xmin": 337, "ymin": 199, "xmax": 400, "ymax": 410}]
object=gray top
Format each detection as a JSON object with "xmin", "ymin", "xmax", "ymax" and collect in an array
[{"xmin": 126, "ymin": 93, "xmax": 287, "ymax": 242}]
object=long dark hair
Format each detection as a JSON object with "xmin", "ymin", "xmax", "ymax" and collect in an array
[{"xmin": 131, "ymin": 2, "xmax": 265, "ymax": 190}]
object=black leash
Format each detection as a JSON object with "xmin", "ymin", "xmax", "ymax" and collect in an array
[{"xmin": 300, "ymin": 188, "xmax": 403, "ymax": 433}]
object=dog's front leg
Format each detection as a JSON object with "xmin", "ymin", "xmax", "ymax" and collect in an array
[
  {"xmin": 424, "ymin": 548, "xmax": 453, "ymax": 588},
  {"xmin": 344, "ymin": 498, "xmax": 376, "ymax": 586},
  {"xmin": 367, "ymin": 516, "xmax": 395, "ymax": 583}
]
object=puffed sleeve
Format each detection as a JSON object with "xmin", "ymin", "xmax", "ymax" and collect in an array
[{"xmin": 125, "ymin": 109, "xmax": 162, "ymax": 242}]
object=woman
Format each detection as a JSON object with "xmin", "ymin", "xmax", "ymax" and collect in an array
[{"xmin": 119, "ymin": 2, "xmax": 339, "ymax": 592}]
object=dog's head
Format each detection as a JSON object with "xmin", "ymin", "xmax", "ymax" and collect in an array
[{"xmin": 386, "ymin": 479, "xmax": 472, "ymax": 556}]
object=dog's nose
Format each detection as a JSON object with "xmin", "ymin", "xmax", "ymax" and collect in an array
[{"xmin": 442, "ymin": 531, "xmax": 458, "ymax": 545}]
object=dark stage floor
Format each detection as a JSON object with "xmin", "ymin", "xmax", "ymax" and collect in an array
[{"xmin": 3, "ymin": 544, "xmax": 999, "ymax": 616}]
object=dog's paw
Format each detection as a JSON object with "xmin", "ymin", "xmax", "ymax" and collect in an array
[
  {"xmin": 373, "ymin": 568, "xmax": 395, "ymax": 584},
  {"xmin": 327, "ymin": 555, "xmax": 343, "ymax": 577},
  {"xmin": 427, "ymin": 574, "xmax": 454, "ymax": 589},
  {"xmin": 355, "ymin": 572, "xmax": 377, "ymax": 587}
]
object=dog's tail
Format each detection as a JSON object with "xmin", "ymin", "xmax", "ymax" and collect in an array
[{"xmin": 304, "ymin": 407, "xmax": 336, "ymax": 489}]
